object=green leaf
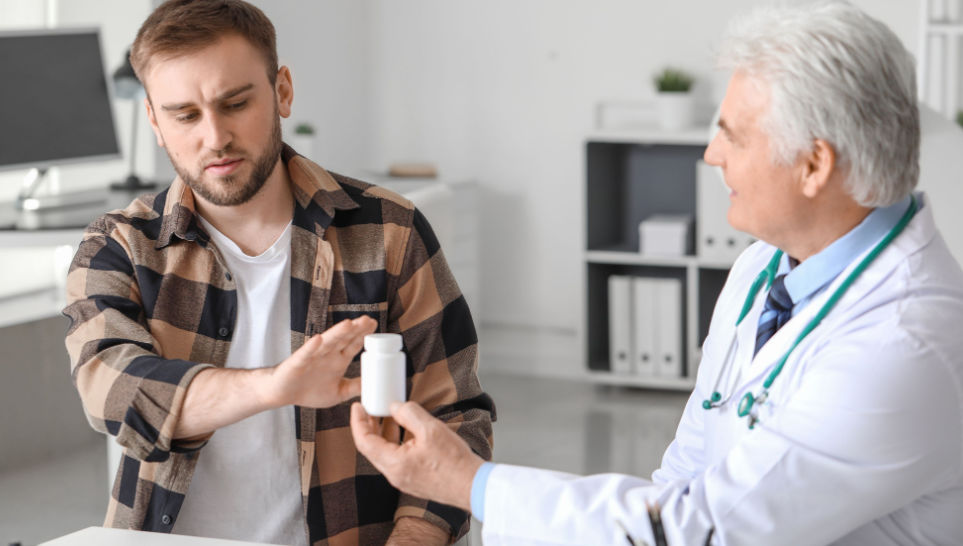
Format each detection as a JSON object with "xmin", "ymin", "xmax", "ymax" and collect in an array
[{"xmin": 654, "ymin": 68, "xmax": 693, "ymax": 93}]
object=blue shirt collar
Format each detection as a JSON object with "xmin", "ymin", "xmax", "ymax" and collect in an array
[{"xmin": 779, "ymin": 194, "xmax": 913, "ymax": 305}]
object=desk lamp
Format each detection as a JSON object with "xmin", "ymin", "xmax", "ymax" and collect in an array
[{"xmin": 110, "ymin": 49, "xmax": 156, "ymax": 191}]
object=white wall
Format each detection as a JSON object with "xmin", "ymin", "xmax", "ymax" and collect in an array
[
  {"xmin": 0, "ymin": 1, "xmax": 931, "ymax": 379},
  {"xmin": 360, "ymin": 0, "xmax": 921, "ymax": 377},
  {"xmin": 249, "ymin": 0, "xmax": 371, "ymax": 174}
]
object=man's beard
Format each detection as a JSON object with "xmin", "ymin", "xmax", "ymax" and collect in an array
[{"xmin": 168, "ymin": 112, "xmax": 284, "ymax": 207}]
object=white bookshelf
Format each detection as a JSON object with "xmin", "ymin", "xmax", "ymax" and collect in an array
[
  {"xmin": 583, "ymin": 126, "xmax": 739, "ymax": 391},
  {"xmin": 918, "ymin": 0, "xmax": 963, "ymax": 120}
]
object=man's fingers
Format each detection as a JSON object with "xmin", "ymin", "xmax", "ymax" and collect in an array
[
  {"xmin": 285, "ymin": 334, "xmax": 324, "ymax": 367},
  {"xmin": 320, "ymin": 317, "xmax": 378, "ymax": 356},
  {"xmin": 318, "ymin": 320, "xmax": 358, "ymax": 354},
  {"xmin": 353, "ymin": 316, "xmax": 377, "ymax": 331},
  {"xmin": 302, "ymin": 333, "xmax": 324, "ymax": 352},
  {"xmin": 345, "ymin": 317, "xmax": 378, "ymax": 356},
  {"xmin": 338, "ymin": 377, "xmax": 361, "ymax": 401},
  {"xmin": 341, "ymin": 331, "xmax": 367, "ymax": 359}
]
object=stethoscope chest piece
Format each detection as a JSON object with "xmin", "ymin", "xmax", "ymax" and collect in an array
[
  {"xmin": 737, "ymin": 392, "xmax": 755, "ymax": 417},
  {"xmin": 737, "ymin": 389, "xmax": 768, "ymax": 429}
]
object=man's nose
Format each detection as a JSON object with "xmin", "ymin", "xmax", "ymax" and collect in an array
[{"xmin": 201, "ymin": 113, "xmax": 232, "ymax": 152}]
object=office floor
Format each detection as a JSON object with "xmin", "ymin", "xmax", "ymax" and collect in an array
[{"xmin": 0, "ymin": 371, "xmax": 689, "ymax": 545}]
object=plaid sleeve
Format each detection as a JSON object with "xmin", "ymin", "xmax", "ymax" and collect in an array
[
  {"xmin": 63, "ymin": 222, "xmax": 213, "ymax": 463},
  {"xmin": 388, "ymin": 208, "xmax": 496, "ymax": 539}
]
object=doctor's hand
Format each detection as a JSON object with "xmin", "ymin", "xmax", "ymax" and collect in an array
[
  {"xmin": 351, "ymin": 401, "xmax": 483, "ymax": 512},
  {"xmin": 264, "ymin": 316, "xmax": 377, "ymax": 408}
]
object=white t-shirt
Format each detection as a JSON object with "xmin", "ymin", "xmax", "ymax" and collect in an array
[{"xmin": 172, "ymin": 218, "xmax": 307, "ymax": 546}]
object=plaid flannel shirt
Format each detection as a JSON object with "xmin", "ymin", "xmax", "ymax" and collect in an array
[{"xmin": 63, "ymin": 146, "xmax": 495, "ymax": 544}]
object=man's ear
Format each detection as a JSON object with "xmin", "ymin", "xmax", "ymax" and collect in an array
[
  {"xmin": 800, "ymin": 138, "xmax": 836, "ymax": 198},
  {"xmin": 145, "ymin": 97, "xmax": 165, "ymax": 147},
  {"xmin": 276, "ymin": 66, "xmax": 293, "ymax": 118}
]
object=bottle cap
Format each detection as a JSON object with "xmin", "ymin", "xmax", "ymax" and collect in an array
[{"xmin": 364, "ymin": 333, "xmax": 403, "ymax": 353}]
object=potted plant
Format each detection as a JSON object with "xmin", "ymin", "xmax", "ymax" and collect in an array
[
  {"xmin": 291, "ymin": 122, "xmax": 316, "ymax": 158},
  {"xmin": 653, "ymin": 67, "xmax": 695, "ymax": 130}
]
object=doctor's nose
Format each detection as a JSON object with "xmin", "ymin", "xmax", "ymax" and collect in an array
[{"xmin": 704, "ymin": 132, "xmax": 724, "ymax": 167}]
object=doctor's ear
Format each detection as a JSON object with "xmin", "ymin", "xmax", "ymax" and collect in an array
[{"xmin": 799, "ymin": 138, "xmax": 836, "ymax": 199}]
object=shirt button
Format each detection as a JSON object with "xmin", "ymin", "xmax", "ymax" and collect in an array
[
  {"xmin": 218, "ymin": 327, "xmax": 230, "ymax": 337},
  {"xmin": 161, "ymin": 514, "xmax": 172, "ymax": 525},
  {"xmin": 225, "ymin": 271, "xmax": 232, "ymax": 281}
]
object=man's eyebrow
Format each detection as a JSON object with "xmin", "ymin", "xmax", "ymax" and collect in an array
[{"xmin": 160, "ymin": 83, "xmax": 255, "ymax": 112}]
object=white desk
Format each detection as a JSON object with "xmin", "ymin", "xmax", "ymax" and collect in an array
[
  {"xmin": 0, "ymin": 188, "xmax": 136, "ymax": 328},
  {"xmin": 41, "ymin": 527, "xmax": 278, "ymax": 546}
]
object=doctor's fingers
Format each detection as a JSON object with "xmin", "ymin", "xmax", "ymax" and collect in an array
[
  {"xmin": 351, "ymin": 402, "xmax": 402, "ymax": 460},
  {"xmin": 388, "ymin": 401, "xmax": 435, "ymax": 440},
  {"xmin": 381, "ymin": 416, "xmax": 402, "ymax": 444},
  {"xmin": 351, "ymin": 404, "xmax": 429, "ymax": 495}
]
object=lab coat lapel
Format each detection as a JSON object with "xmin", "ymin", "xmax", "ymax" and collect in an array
[{"xmin": 734, "ymin": 291, "xmax": 765, "ymax": 376}]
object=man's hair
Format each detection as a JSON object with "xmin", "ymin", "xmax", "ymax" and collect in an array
[
  {"xmin": 718, "ymin": 0, "xmax": 919, "ymax": 207},
  {"xmin": 130, "ymin": 0, "xmax": 279, "ymax": 89}
]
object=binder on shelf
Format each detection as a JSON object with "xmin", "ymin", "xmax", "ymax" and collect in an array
[
  {"xmin": 653, "ymin": 277, "xmax": 684, "ymax": 378},
  {"xmin": 608, "ymin": 275, "xmax": 634, "ymax": 374},
  {"xmin": 696, "ymin": 160, "xmax": 755, "ymax": 263},
  {"xmin": 631, "ymin": 276, "xmax": 657, "ymax": 377}
]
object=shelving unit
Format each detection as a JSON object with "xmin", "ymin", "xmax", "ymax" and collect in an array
[
  {"xmin": 583, "ymin": 127, "xmax": 745, "ymax": 391},
  {"xmin": 918, "ymin": 0, "xmax": 963, "ymax": 119}
]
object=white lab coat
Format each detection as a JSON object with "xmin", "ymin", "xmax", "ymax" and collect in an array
[{"xmin": 481, "ymin": 194, "xmax": 963, "ymax": 545}]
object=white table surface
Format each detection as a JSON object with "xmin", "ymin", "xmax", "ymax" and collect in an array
[{"xmin": 40, "ymin": 527, "xmax": 281, "ymax": 546}]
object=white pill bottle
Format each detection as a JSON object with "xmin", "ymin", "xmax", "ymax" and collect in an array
[{"xmin": 360, "ymin": 333, "xmax": 407, "ymax": 417}]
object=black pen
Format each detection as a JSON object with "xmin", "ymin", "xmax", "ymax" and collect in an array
[
  {"xmin": 614, "ymin": 519, "xmax": 643, "ymax": 546},
  {"xmin": 647, "ymin": 501, "xmax": 668, "ymax": 546}
]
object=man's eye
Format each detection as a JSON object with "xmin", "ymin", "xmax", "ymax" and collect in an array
[
  {"xmin": 226, "ymin": 100, "xmax": 247, "ymax": 110},
  {"xmin": 176, "ymin": 112, "xmax": 198, "ymax": 123}
]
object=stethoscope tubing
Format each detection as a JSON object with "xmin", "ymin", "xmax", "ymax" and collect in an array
[{"xmin": 703, "ymin": 196, "xmax": 918, "ymax": 427}]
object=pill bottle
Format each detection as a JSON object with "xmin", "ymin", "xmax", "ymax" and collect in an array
[{"xmin": 361, "ymin": 333, "xmax": 407, "ymax": 416}]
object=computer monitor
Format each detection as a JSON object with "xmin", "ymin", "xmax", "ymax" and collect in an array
[{"xmin": 0, "ymin": 28, "xmax": 121, "ymax": 173}]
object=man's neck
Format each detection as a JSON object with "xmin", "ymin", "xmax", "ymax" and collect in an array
[
  {"xmin": 195, "ymin": 159, "xmax": 294, "ymax": 256},
  {"xmin": 782, "ymin": 198, "xmax": 873, "ymax": 263}
]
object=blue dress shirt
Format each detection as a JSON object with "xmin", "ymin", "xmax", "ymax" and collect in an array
[{"xmin": 779, "ymin": 194, "xmax": 914, "ymax": 314}]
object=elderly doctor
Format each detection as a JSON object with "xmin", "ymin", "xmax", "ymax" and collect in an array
[{"xmin": 351, "ymin": 1, "xmax": 963, "ymax": 544}]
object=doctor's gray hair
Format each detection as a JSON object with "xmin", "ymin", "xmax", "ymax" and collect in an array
[{"xmin": 718, "ymin": 0, "xmax": 919, "ymax": 207}]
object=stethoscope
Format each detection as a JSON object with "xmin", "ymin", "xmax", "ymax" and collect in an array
[{"xmin": 701, "ymin": 196, "xmax": 918, "ymax": 429}]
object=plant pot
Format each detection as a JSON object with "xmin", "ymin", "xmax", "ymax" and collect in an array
[
  {"xmin": 290, "ymin": 134, "xmax": 315, "ymax": 159},
  {"xmin": 655, "ymin": 91, "xmax": 696, "ymax": 131}
]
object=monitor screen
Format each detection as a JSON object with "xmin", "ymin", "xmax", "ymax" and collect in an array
[{"xmin": 0, "ymin": 28, "xmax": 120, "ymax": 172}]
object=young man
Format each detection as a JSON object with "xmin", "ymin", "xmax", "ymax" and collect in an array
[
  {"xmin": 63, "ymin": 1, "xmax": 494, "ymax": 544},
  {"xmin": 352, "ymin": 2, "xmax": 963, "ymax": 545}
]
